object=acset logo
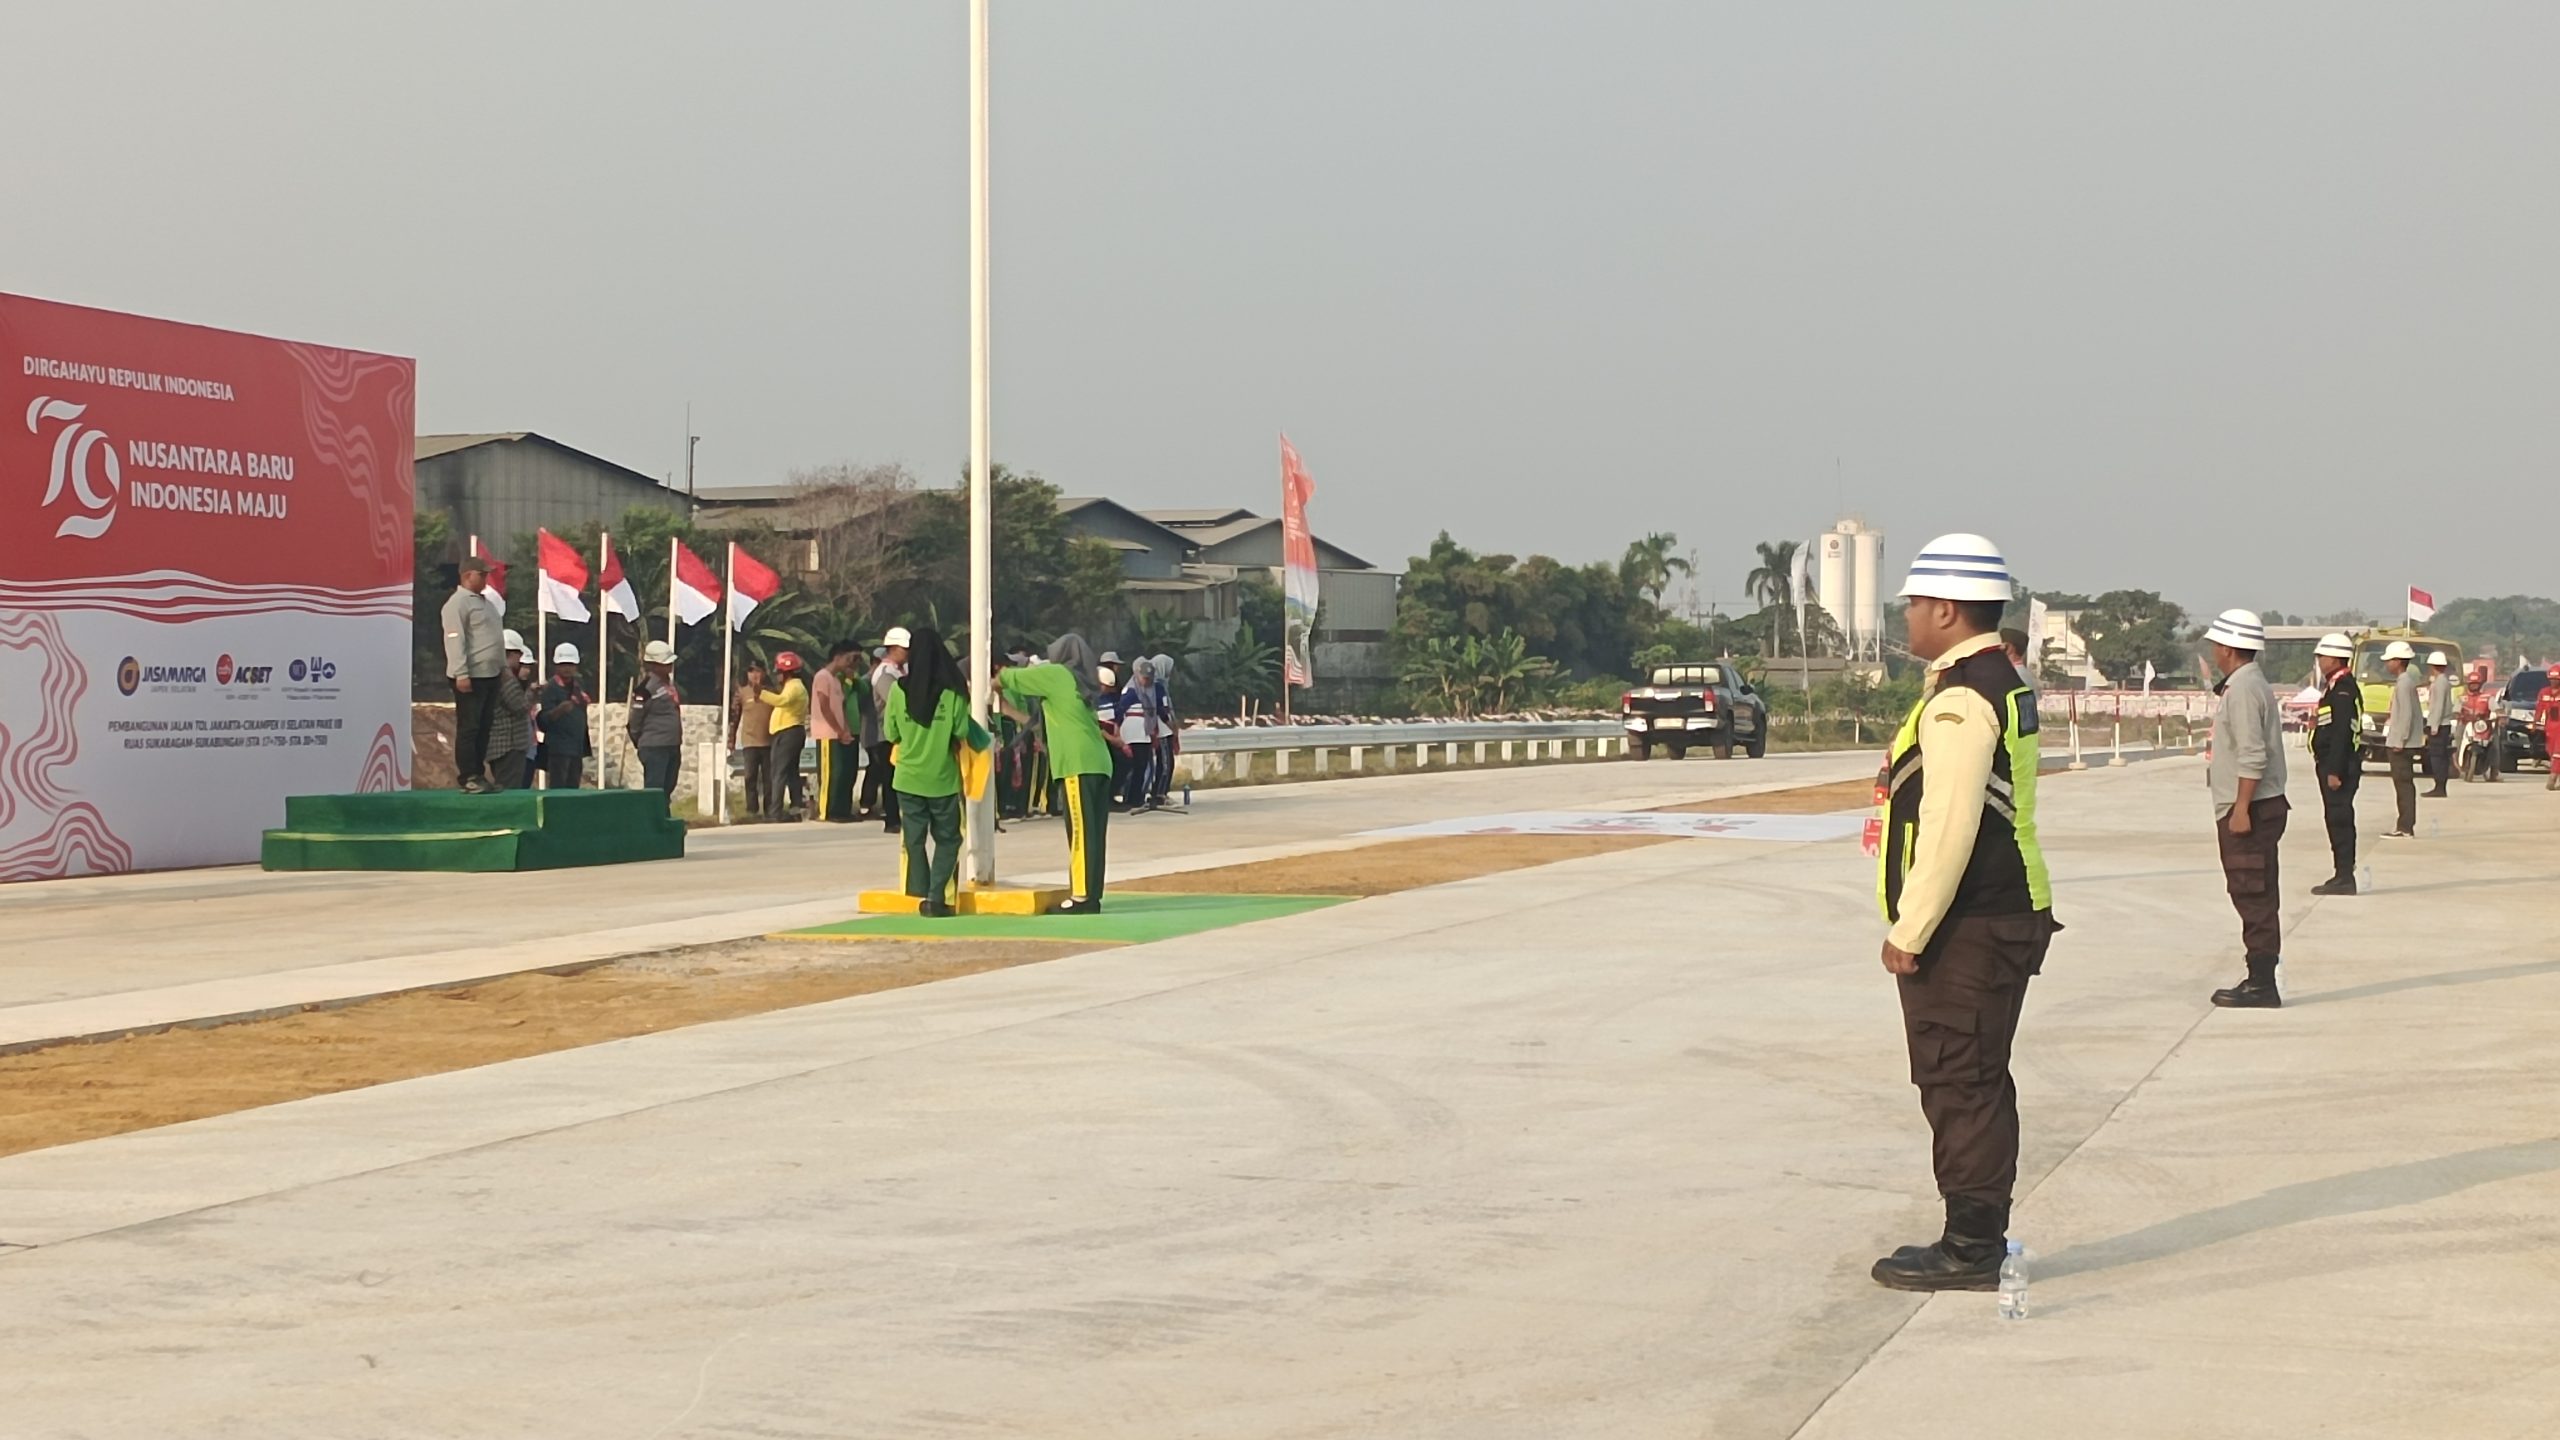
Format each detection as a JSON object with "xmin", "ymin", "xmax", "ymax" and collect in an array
[{"xmin": 214, "ymin": 654, "xmax": 275, "ymax": 686}]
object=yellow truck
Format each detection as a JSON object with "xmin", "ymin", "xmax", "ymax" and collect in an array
[{"xmin": 2351, "ymin": 626, "xmax": 2461, "ymax": 768}]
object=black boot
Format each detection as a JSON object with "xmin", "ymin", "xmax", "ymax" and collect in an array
[
  {"xmin": 1871, "ymin": 1195, "xmax": 2008, "ymax": 1292},
  {"xmin": 2311, "ymin": 874, "xmax": 2357, "ymax": 896},
  {"xmin": 2211, "ymin": 953, "xmax": 2283, "ymax": 1008}
]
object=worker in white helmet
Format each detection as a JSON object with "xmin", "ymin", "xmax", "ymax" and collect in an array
[
  {"xmin": 2202, "ymin": 609, "xmax": 2289, "ymax": 1007},
  {"xmin": 2422, "ymin": 649, "xmax": 2456, "ymax": 799},
  {"xmin": 537, "ymin": 643, "xmax": 592, "ymax": 790},
  {"xmin": 2306, "ymin": 633, "xmax": 2362, "ymax": 894},
  {"xmin": 2380, "ymin": 640, "xmax": 2423, "ymax": 836},
  {"xmin": 1869, "ymin": 533, "xmax": 2056, "ymax": 1292}
]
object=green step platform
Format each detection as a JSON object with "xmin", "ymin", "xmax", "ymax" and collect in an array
[{"xmin": 261, "ymin": 789, "xmax": 687, "ymax": 873}]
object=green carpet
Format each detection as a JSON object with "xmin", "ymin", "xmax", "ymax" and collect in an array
[{"xmin": 784, "ymin": 892, "xmax": 1350, "ymax": 945}]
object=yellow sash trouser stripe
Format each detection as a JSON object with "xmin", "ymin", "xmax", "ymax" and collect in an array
[{"xmin": 1065, "ymin": 775, "xmax": 1090, "ymax": 899}]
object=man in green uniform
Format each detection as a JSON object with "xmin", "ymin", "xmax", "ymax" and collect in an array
[
  {"xmin": 1871, "ymin": 533, "xmax": 2058, "ymax": 1292},
  {"xmin": 998, "ymin": 632, "xmax": 1116, "ymax": 914}
]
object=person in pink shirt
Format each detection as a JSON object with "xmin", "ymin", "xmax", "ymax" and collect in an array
[{"xmin": 811, "ymin": 640, "xmax": 863, "ymax": 822}]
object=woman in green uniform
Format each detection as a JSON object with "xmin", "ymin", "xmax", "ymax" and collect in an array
[
  {"xmin": 884, "ymin": 626, "xmax": 981, "ymax": 917},
  {"xmin": 999, "ymin": 633, "xmax": 1115, "ymax": 914}
]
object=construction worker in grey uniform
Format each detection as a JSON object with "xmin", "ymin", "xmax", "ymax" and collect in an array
[
  {"xmin": 2202, "ymin": 609, "xmax": 2288, "ymax": 1007},
  {"xmin": 2381, "ymin": 640, "xmax": 2424, "ymax": 837},
  {"xmin": 1870, "ymin": 533, "xmax": 2058, "ymax": 1292}
]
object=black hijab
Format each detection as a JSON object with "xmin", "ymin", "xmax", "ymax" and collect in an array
[{"xmin": 903, "ymin": 625, "xmax": 967, "ymax": 727}]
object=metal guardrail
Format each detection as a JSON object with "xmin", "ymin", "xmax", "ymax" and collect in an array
[{"xmin": 1176, "ymin": 719, "xmax": 1623, "ymax": 754}]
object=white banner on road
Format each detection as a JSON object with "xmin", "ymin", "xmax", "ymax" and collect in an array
[{"xmin": 1362, "ymin": 810, "xmax": 1866, "ymax": 843}]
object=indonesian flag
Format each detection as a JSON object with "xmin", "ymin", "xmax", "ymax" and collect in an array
[
  {"xmin": 2407, "ymin": 585, "xmax": 2436, "ymax": 625},
  {"xmin": 671, "ymin": 539, "xmax": 722, "ymax": 627},
  {"xmin": 729, "ymin": 543, "xmax": 781, "ymax": 631},
  {"xmin": 536, "ymin": 529, "xmax": 591, "ymax": 622},
  {"xmin": 470, "ymin": 534, "xmax": 506, "ymax": 621},
  {"xmin": 598, "ymin": 536, "xmax": 640, "ymax": 620}
]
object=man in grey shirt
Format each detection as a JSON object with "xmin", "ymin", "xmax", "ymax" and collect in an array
[
  {"xmin": 2422, "ymin": 650, "xmax": 2456, "ymax": 799},
  {"xmin": 2382, "ymin": 641, "xmax": 2424, "ymax": 837},
  {"xmin": 2203, "ymin": 609, "xmax": 2289, "ymax": 1008},
  {"xmin": 440, "ymin": 553, "xmax": 506, "ymax": 793}
]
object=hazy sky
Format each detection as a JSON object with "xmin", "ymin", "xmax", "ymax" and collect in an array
[{"xmin": 10, "ymin": 3, "xmax": 2554, "ymax": 617}]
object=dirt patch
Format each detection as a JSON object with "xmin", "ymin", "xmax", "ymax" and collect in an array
[
  {"xmin": 1651, "ymin": 777, "xmax": 1877, "ymax": 815},
  {"xmin": 0, "ymin": 937, "xmax": 1092, "ymax": 1160},
  {"xmin": 1119, "ymin": 833, "xmax": 1666, "ymax": 897}
]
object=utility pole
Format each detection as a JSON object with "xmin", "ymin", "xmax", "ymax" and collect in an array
[
  {"xmin": 962, "ymin": 0, "xmax": 997, "ymax": 887},
  {"xmin": 684, "ymin": 403, "xmax": 701, "ymax": 509}
]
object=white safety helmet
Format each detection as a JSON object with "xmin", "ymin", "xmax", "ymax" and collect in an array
[
  {"xmin": 1896, "ymin": 533, "xmax": 2013, "ymax": 602},
  {"xmin": 2314, "ymin": 632, "xmax": 2354, "ymax": 659},
  {"xmin": 1097, "ymin": 665, "xmax": 1117, "ymax": 689},
  {"xmin": 2382, "ymin": 640, "xmax": 2417, "ymax": 662},
  {"xmin": 642, "ymin": 639, "xmax": 677, "ymax": 666},
  {"xmin": 881, "ymin": 626, "xmax": 913, "ymax": 649},
  {"xmin": 2427, "ymin": 649, "xmax": 2450, "ymax": 666},
  {"xmin": 502, "ymin": 628, "xmax": 529, "ymax": 657},
  {"xmin": 2202, "ymin": 609, "xmax": 2265, "ymax": 652},
  {"xmin": 553, "ymin": 642, "xmax": 581, "ymax": 665}
]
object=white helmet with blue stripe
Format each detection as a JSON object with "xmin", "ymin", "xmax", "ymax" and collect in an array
[
  {"xmin": 2203, "ymin": 608, "xmax": 2266, "ymax": 651},
  {"xmin": 1896, "ymin": 533, "xmax": 2014, "ymax": 602}
]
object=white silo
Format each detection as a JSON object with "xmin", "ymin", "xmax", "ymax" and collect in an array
[
  {"xmin": 1816, "ymin": 530, "xmax": 1850, "ymax": 641},
  {"xmin": 1851, "ymin": 524, "xmax": 1884, "ymax": 658}
]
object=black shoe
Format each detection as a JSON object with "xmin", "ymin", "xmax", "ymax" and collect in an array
[
  {"xmin": 2424, "ymin": 788, "xmax": 2449, "ymax": 799},
  {"xmin": 882, "ymin": 825, "xmax": 902, "ymax": 835},
  {"xmin": 917, "ymin": 900, "xmax": 955, "ymax": 918},
  {"xmin": 2311, "ymin": 876, "xmax": 2357, "ymax": 896},
  {"xmin": 1054, "ymin": 897, "xmax": 1104, "ymax": 916},
  {"xmin": 1871, "ymin": 1196, "xmax": 2007, "ymax": 1292},
  {"xmin": 2211, "ymin": 954, "xmax": 2283, "ymax": 1008}
]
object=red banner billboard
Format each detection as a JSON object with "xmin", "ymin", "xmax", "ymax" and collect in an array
[{"xmin": 0, "ymin": 293, "xmax": 415, "ymax": 880}]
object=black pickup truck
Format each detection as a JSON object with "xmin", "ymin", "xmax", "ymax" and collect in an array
[{"xmin": 1620, "ymin": 663, "xmax": 1769, "ymax": 760}]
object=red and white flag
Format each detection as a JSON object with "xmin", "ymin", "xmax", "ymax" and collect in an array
[
  {"xmin": 467, "ymin": 534, "xmax": 508, "ymax": 621},
  {"xmin": 729, "ymin": 543, "xmax": 781, "ymax": 631},
  {"xmin": 671, "ymin": 539, "xmax": 723, "ymax": 627},
  {"xmin": 598, "ymin": 535, "xmax": 641, "ymax": 620},
  {"xmin": 536, "ymin": 529, "xmax": 592, "ymax": 622},
  {"xmin": 2407, "ymin": 585, "xmax": 2436, "ymax": 625},
  {"xmin": 1279, "ymin": 433, "xmax": 1320, "ymax": 688}
]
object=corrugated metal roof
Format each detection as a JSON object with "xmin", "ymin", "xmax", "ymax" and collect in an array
[
  {"xmin": 1141, "ymin": 507, "xmax": 1259, "ymax": 528},
  {"xmin": 415, "ymin": 432, "xmax": 530, "ymax": 460}
]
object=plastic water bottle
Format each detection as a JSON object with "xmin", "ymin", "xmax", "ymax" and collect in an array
[
  {"xmin": 2358, "ymin": 862, "xmax": 2375, "ymax": 893},
  {"xmin": 1182, "ymin": 783, "xmax": 1193, "ymax": 809},
  {"xmin": 1997, "ymin": 1241, "xmax": 2029, "ymax": 1320}
]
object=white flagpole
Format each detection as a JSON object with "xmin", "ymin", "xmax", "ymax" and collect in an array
[
  {"xmin": 719, "ymin": 542, "xmax": 736, "ymax": 825},
  {"xmin": 667, "ymin": 536, "xmax": 680, "ymax": 649},
  {"xmin": 596, "ymin": 533, "xmax": 614, "ymax": 790},
  {"xmin": 535, "ymin": 591, "xmax": 548, "ymax": 791},
  {"xmin": 962, "ymin": 0, "xmax": 998, "ymax": 889}
]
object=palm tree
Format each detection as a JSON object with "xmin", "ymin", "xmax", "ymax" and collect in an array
[
  {"xmin": 1131, "ymin": 609, "xmax": 1197, "ymax": 669},
  {"xmin": 1475, "ymin": 629, "xmax": 1556, "ymax": 714},
  {"xmin": 1745, "ymin": 539, "xmax": 1802, "ymax": 654},
  {"xmin": 1621, "ymin": 532, "xmax": 1693, "ymax": 610}
]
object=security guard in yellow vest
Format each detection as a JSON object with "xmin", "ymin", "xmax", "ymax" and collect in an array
[{"xmin": 1872, "ymin": 533, "xmax": 2059, "ymax": 1292}]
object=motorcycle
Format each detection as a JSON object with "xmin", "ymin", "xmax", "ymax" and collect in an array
[{"xmin": 2461, "ymin": 711, "xmax": 2502, "ymax": 783}]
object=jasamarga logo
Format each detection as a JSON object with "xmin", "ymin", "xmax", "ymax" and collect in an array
[{"xmin": 25, "ymin": 395, "xmax": 120, "ymax": 540}]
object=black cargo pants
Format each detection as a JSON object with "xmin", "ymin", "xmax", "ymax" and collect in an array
[
  {"xmin": 1897, "ymin": 910, "xmax": 2055, "ymax": 1208},
  {"xmin": 2318, "ymin": 767, "xmax": 2358, "ymax": 881}
]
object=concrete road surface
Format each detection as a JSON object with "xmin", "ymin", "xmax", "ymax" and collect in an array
[{"xmin": 2, "ymin": 759, "xmax": 2556, "ymax": 1438}]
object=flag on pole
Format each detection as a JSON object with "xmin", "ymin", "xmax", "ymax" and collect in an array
[
  {"xmin": 1279, "ymin": 433, "xmax": 1320, "ymax": 688},
  {"xmin": 2142, "ymin": 659, "xmax": 2156, "ymax": 693},
  {"xmin": 469, "ymin": 534, "xmax": 508, "ymax": 622},
  {"xmin": 729, "ymin": 544, "xmax": 781, "ymax": 631},
  {"xmin": 2407, "ymin": 585, "xmax": 2436, "ymax": 625},
  {"xmin": 598, "ymin": 536, "xmax": 640, "ymax": 620},
  {"xmin": 671, "ymin": 540, "xmax": 722, "ymax": 626},
  {"xmin": 2025, "ymin": 597, "xmax": 2049, "ymax": 678},
  {"xmin": 536, "ymin": 529, "xmax": 592, "ymax": 622}
]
